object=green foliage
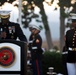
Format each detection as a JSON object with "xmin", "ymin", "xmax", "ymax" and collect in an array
[
  {"xmin": 42, "ymin": 51, "xmax": 66, "ymax": 75},
  {"xmin": 53, "ymin": 46, "xmax": 59, "ymax": 50},
  {"xmin": 59, "ymin": 0, "xmax": 71, "ymax": 7},
  {"xmin": 31, "ymin": 13, "xmax": 39, "ymax": 18},
  {"xmin": 34, "ymin": 0, "xmax": 43, "ymax": 5}
]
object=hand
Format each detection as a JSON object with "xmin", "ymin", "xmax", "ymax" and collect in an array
[{"xmin": 1, "ymin": 32, "xmax": 7, "ymax": 38}]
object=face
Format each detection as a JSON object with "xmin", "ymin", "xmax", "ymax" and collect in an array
[
  {"xmin": 34, "ymin": 29, "xmax": 40, "ymax": 34},
  {"xmin": 31, "ymin": 28, "xmax": 36, "ymax": 34},
  {"xmin": 31, "ymin": 28, "xmax": 40, "ymax": 35},
  {"xmin": 1, "ymin": 15, "xmax": 10, "ymax": 24},
  {"xmin": 72, "ymin": 22, "xmax": 76, "ymax": 28},
  {"xmin": 1, "ymin": 18, "xmax": 9, "ymax": 24}
]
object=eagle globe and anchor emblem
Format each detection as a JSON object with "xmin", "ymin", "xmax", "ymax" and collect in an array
[{"xmin": 0, "ymin": 46, "xmax": 16, "ymax": 67}]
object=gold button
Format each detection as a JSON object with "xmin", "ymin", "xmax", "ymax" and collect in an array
[
  {"xmin": 72, "ymin": 48, "xmax": 74, "ymax": 51},
  {"xmin": 12, "ymin": 33, "xmax": 13, "ymax": 35},
  {"xmin": 73, "ymin": 36, "xmax": 75, "ymax": 37},
  {"xmin": 73, "ymin": 44, "xmax": 74, "ymax": 46},
  {"xmin": 11, "ymin": 36, "xmax": 14, "ymax": 38},
  {"xmin": 4, "ymin": 27, "xmax": 6, "ymax": 28},
  {"xmin": 72, "ymin": 41, "xmax": 74, "ymax": 43},
  {"xmin": 74, "ymin": 34, "xmax": 76, "ymax": 35},
  {"xmin": 73, "ymin": 38, "xmax": 75, "ymax": 40}
]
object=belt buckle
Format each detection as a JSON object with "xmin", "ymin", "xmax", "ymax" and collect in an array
[
  {"xmin": 75, "ymin": 48, "xmax": 76, "ymax": 51},
  {"xmin": 72, "ymin": 48, "xmax": 76, "ymax": 51}
]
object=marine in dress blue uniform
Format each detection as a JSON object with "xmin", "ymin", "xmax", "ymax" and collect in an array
[
  {"xmin": 65, "ymin": 13, "xmax": 76, "ymax": 75},
  {"xmin": 28, "ymin": 24, "xmax": 43, "ymax": 75},
  {"xmin": 0, "ymin": 10, "xmax": 27, "ymax": 42}
]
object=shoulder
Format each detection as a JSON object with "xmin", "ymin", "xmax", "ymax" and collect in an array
[
  {"xmin": 9, "ymin": 22, "xmax": 19, "ymax": 26},
  {"xmin": 66, "ymin": 29, "xmax": 74, "ymax": 37},
  {"xmin": 66, "ymin": 29, "xmax": 73, "ymax": 33},
  {"xmin": 36, "ymin": 34, "xmax": 42, "ymax": 39},
  {"xmin": 37, "ymin": 34, "xmax": 41, "ymax": 37}
]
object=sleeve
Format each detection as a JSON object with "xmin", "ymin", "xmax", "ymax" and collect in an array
[
  {"xmin": 65, "ymin": 31, "xmax": 68, "ymax": 49},
  {"xmin": 35, "ymin": 35, "xmax": 42, "ymax": 48},
  {"xmin": 16, "ymin": 23, "xmax": 27, "ymax": 42},
  {"xmin": 35, "ymin": 35, "xmax": 43, "ymax": 53},
  {"xmin": 62, "ymin": 34, "xmax": 68, "ymax": 55}
]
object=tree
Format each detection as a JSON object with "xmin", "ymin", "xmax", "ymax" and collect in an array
[
  {"xmin": 34, "ymin": 0, "xmax": 54, "ymax": 49},
  {"xmin": 22, "ymin": 0, "xmax": 54, "ymax": 49},
  {"xmin": 57, "ymin": 0, "xmax": 71, "ymax": 51},
  {"xmin": 58, "ymin": 0, "xmax": 76, "ymax": 51},
  {"xmin": 0, "ymin": 0, "xmax": 54, "ymax": 49},
  {"xmin": 3, "ymin": 0, "xmax": 75, "ymax": 51},
  {"xmin": 22, "ymin": 0, "xmax": 76, "ymax": 51}
]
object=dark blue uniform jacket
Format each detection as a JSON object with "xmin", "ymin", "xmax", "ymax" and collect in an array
[{"xmin": 0, "ymin": 22, "xmax": 27, "ymax": 42}]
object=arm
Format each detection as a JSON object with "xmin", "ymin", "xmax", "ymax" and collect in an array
[
  {"xmin": 33, "ymin": 35, "xmax": 43, "ymax": 53},
  {"xmin": 16, "ymin": 23, "xmax": 27, "ymax": 42}
]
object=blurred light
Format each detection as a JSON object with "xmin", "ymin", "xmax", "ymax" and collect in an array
[
  {"xmin": 22, "ymin": 1, "xmax": 28, "ymax": 5},
  {"xmin": 64, "ymin": 6, "xmax": 73, "ymax": 14},
  {"xmin": 69, "ymin": 6, "xmax": 73, "ymax": 12},
  {"xmin": 71, "ymin": 0, "xmax": 76, "ymax": 4},
  {"xmin": 28, "ymin": 9, "xmax": 31, "ymax": 13},
  {"xmin": 0, "ymin": 7, "xmax": 2, "ymax": 9},
  {"xmin": 28, "ymin": 5, "xmax": 31, "ymax": 9},
  {"xmin": 7, "ymin": 0, "xmax": 9, "ymax": 2},
  {"xmin": 12, "ymin": 0, "xmax": 19, "ymax": 5},
  {"xmin": 45, "ymin": 0, "xmax": 51, "ymax": 2},
  {"xmin": 64, "ymin": 6, "xmax": 67, "ymax": 9},
  {"xmin": 31, "ymin": 1, "xmax": 34, "ymax": 4},
  {"xmin": 22, "ymin": 18, "xmax": 26, "ymax": 22},
  {"xmin": 53, "ymin": 0, "xmax": 59, "ymax": 8}
]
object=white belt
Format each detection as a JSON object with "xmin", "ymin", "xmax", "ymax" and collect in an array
[
  {"xmin": 32, "ymin": 47, "xmax": 37, "ymax": 49},
  {"xmin": 28, "ymin": 41, "xmax": 33, "ymax": 43},
  {"xmin": 68, "ymin": 47, "xmax": 76, "ymax": 51},
  {"xmin": 62, "ymin": 51, "xmax": 68, "ymax": 54}
]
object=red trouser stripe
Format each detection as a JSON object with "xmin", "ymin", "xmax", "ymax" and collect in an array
[{"xmin": 36, "ymin": 59, "xmax": 40, "ymax": 75}]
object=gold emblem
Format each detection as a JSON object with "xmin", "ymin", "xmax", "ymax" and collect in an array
[
  {"xmin": 36, "ymin": 39, "xmax": 40, "ymax": 43},
  {"xmin": 11, "ymin": 36, "xmax": 14, "ymax": 39},
  {"xmin": 0, "ymin": 46, "xmax": 16, "ymax": 67}
]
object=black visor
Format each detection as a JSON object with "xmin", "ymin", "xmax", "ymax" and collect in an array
[{"xmin": 72, "ymin": 19, "xmax": 76, "ymax": 22}]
